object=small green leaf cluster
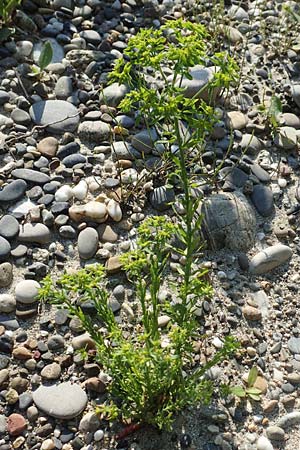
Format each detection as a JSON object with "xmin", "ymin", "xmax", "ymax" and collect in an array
[
  {"xmin": 29, "ymin": 41, "xmax": 53, "ymax": 78},
  {"xmin": 110, "ymin": 19, "xmax": 238, "ymax": 143},
  {"xmin": 258, "ymin": 94, "xmax": 282, "ymax": 133},
  {"xmin": 0, "ymin": 0, "xmax": 21, "ymax": 24},
  {"xmin": 231, "ymin": 366, "xmax": 262, "ymax": 402}
]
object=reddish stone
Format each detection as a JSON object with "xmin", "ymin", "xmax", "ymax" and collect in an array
[{"xmin": 7, "ymin": 413, "xmax": 27, "ymax": 436}]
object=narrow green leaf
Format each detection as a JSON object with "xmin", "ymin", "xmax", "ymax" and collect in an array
[
  {"xmin": 38, "ymin": 41, "xmax": 53, "ymax": 70},
  {"xmin": 268, "ymin": 95, "xmax": 282, "ymax": 121},
  {"xmin": 247, "ymin": 366, "xmax": 258, "ymax": 387}
]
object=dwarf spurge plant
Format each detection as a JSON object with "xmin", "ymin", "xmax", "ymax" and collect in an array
[
  {"xmin": 110, "ymin": 18, "xmax": 238, "ymax": 190},
  {"xmin": 39, "ymin": 20, "xmax": 239, "ymax": 431}
]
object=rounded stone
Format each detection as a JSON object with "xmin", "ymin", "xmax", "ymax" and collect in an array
[
  {"xmin": 249, "ymin": 244, "xmax": 292, "ymax": 275},
  {"xmin": 78, "ymin": 227, "xmax": 99, "ymax": 259},
  {"xmin": 256, "ymin": 436, "xmax": 274, "ymax": 450},
  {"xmin": 32, "ymin": 382, "xmax": 88, "ymax": 419},
  {"xmin": 0, "ymin": 236, "xmax": 11, "ymax": 260},
  {"xmin": 47, "ymin": 334, "xmax": 65, "ymax": 351},
  {"xmin": 78, "ymin": 121, "xmax": 110, "ymax": 142},
  {"xmin": 250, "ymin": 185, "xmax": 274, "ymax": 217},
  {"xmin": 0, "ymin": 180, "xmax": 27, "ymax": 202},
  {"xmin": 266, "ymin": 425, "xmax": 285, "ymax": 441},
  {"xmin": 199, "ymin": 192, "xmax": 256, "ymax": 250},
  {"xmin": 99, "ymin": 82, "xmax": 129, "ymax": 107},
  {"xmin": 37, "ymin": 137, "xmax": 59, "ymax": 158},
  {"xmin": 0, "ymin": 215, "xmax": 19, "ymax": 240},
  {"xmin": 11, "ymin": 168, "xmax": 50, "ymax": 185},
  {"xmin": 29, "ymin": 100, "xmax": 80, "ymax": 134},
  {"xmin": 15, "ymin": 280, "xmax": 40, "ymax": 304},
  {"xmin": 0, "ymin": 263, "xmax": 13, "ymax": 288},
  {"xmin": 18, "ymin": 223, "xmax": 50, "ymax": 244},
  {"xmin": 72, "ymin": 333, "xmax": 95, "ymax": 350},
  {"xmin": 7, "ymin": 413, "xmax": 27, "ymax": 436},
  {"xmin": 41, "ymin": 363, "xmax": 62, "ymax": 380},
  {"xmin": 79, "ymin": 412, "xmax": 101, "ymax": 433}
]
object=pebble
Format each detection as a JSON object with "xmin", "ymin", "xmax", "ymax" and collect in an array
[
  {"xmin": 0, "ymin": 215, "xmax": 19, "ymax": 240},
  {"xmin": 242, "ymin": 305, "xmax": 262, "ymax": 321},
  {"xmin": 0, "ymin": 263, "xmax": 13, "ymax": 288},
  {"xmin": 41, "ymin": 363, "xmax": 62, "ymax": 380},
  {"xmin": 250, "ymin": 185, "xmax": 274, "ymax": 217},
  {"xmin": 256, "ymin": 436, "xmax": 274, "ymax": 450},
  {"xmin": 0, "ymin": 237, "xmax": 11, "ymax": 260},
  {"xmin": 78, "ymin": 121, "xmax": 110, "ymax": 141},
  {"xmin": 30, "ymin": 100, "xmax": 79, "ymax": 134},
  {"xmin": 79, "ymin": 412, "xmax": 101, "ymax": 433},
  {"xmin": 72, "ymin": 333, "xmax": 95, "ymax": 350},
  {"xmin": 77, "ymin": 227, "xmax": 99, "ymax": 259},
  {"xmin": 69, "ymin": 201, "xmax": 107, "ymax": 223},
  {"xmin": 249, "ymin": 244, "xmax": 292, "ymax": 275},
  {"xmin": 99, "ymin": 83, "xmax": 128, "ymax": 107},
  {"xmin": 0, "ymin": 180, "xmax": 27, "ymax": 202},
  {"xmin": 18, "ymin": 223, "xmax": 50, "ymax": 244},
  {"xmin": 7, "ymin": 414, "xmax": 27, "ymax": 436},
  {"xmin": 32, "ymin": 382, "xmax": 87, "ymax": 419},
  {"xmin": 15, "ymin": 279, "xmax": 40, "ymax": 304},
  {"xmin": 107, "ymin": 199, "xmax": 122, "ymax": 222},
  {"xmin": 37, "ymin": 137, "xmax": 59, "ymax": 158},
  {"xmin": 12, "ymin": 168, "xmax": 50, "ymax": 185}
]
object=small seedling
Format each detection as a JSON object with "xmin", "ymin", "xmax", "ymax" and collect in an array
[
  {"xmin": 231, "ymin": 366, "xmax": 262, "ymax": 401},
  {"xmin": 29, "ymin": 41, "xmax": 53, "ymax": 78}
]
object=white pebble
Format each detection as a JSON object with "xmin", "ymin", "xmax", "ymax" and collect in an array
[
  {"xmin": 55, "ymin": 185, "xmax": 74, "ymax": 202},
  {"xmin": 73, "ymin": 180, "xmax": 88, "ymax": 200},
  {"xmin": 120, "ymin": 168, "xmax": 138, "ymax": 184},
  {"xmin": 94, "ymin": 429, "xmax": 104, "ymax": 441},
  {"xmin": 107, "ymin": 199, "xmax": 122, "ymax": 222},
  {"xmin": 257, "ymin": 436, "xmax": 274, "ymax": 450},
  {"xmin": 41, "ymin": 439, "xmax": 55, "ymax": 450},
  {"xmin": 278, "ymin": 178, "xmax": 287, "ymax": 188},
  {"xmin": 212, "ymin": 337, "xmax": 223, "ymax": 349}
]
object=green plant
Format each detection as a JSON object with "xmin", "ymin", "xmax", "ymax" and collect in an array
[
  {"xmin": 39, "ymin": 218, "xmax": 238, "ymax": 430},
  {"xmin": 29, "ymin": 40, "xmax": 53, "ymax": 78},
  {"xmin": 109, "ymin": 19, "xmax": 238, "ymax": 191},
  {"xmin": 39, "ymin": 19, "xmax": 239, "ymax": 431},
  {"xmin": 231, "ymin": 366, "xmax": 262, "ymax": 402},
  {"xmin": 258, "ymin": 94, "xmax": 282, "ymax": 134},
  {"xmin": 0, "ymin": 0, "xmax": 21, "ymax": 25}
]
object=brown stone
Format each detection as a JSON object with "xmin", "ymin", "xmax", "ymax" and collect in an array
[
  {"xmin": 41, "ymin": 363, "xmax": 61, "ymax": 380},
  {"xmin": 82, "ymin": 377, "xmax": 106, "ymax": 393},
  {"xmin": 106, "ymin": 255, "xmax": 123, "ymax": 274},
  {"xmin": 7, "ymin": 413, "xmax": 27, "ymax": 436},
  {"xmin": 242, "ymin": 305, "xmax": 262, "ymax": 321},
  {"xmin": 12, "ymin": 346, "xmax": 32, "ymax": 360},
  {"xmin": 116, "ymin": 159, "xmax": 132, "ymax": 169},
  {"xmin": 98, "ymin": 224, "xmax": 118, "ymax": 243},
  {"xmin": 37, "ymin": 137, "xmax": 58, "ymax": 158},
  {"xmin": 254, "ymin": 376, "xmax": 268, "ymax": 394},
  {"xmin": 263, "ymin": 399, "xmax": 278, "ymax": 414},
  {"xmin": 10, "ymin": 377, "xmax": 29, "ymax": 393}
]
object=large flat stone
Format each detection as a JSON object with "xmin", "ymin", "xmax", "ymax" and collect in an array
[
  {"xmin": 33, "ymin": 382, "xmax": 87, "ymax": 419},
  {"xmin": 11, "ymin": 169, "xmax": 50, "ymax": 185},
  {"xmin": 29, "ymin": 100, "xmax": 80, "ymax": 134}
]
